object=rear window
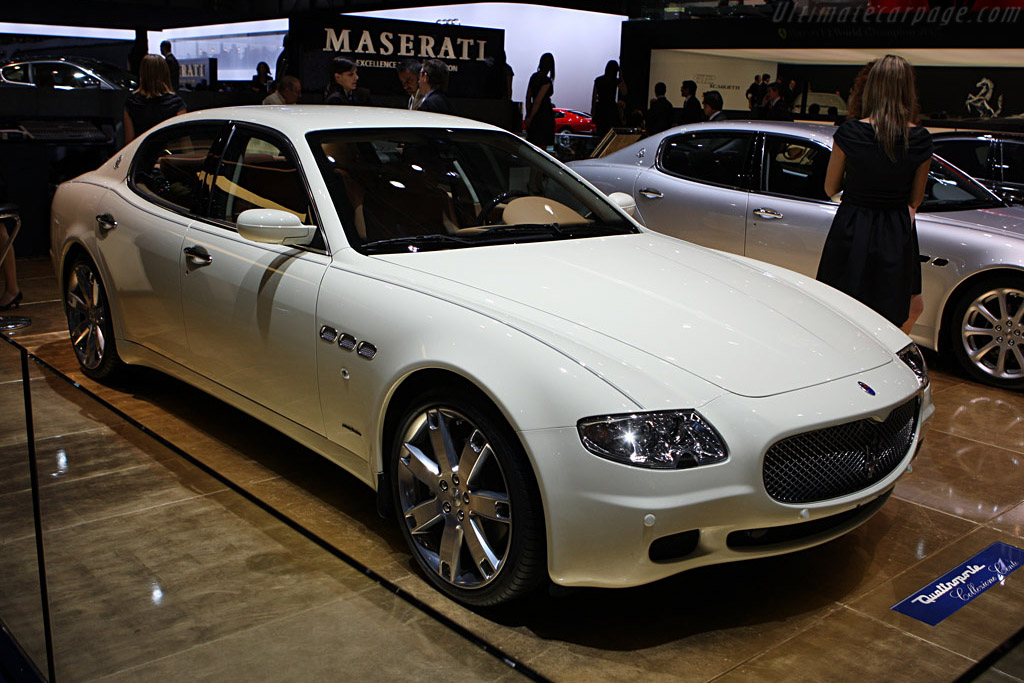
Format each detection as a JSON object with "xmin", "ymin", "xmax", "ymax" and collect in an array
[{"xmin": 131, "ymin": 123, "xmax": 223, "ymax": 213}]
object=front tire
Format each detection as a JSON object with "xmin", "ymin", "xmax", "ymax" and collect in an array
[
  {"xmin": 389, "ymin": 387, "xmax": 545, "ymax": 606},
  {"xmin": 949, "ymin": 276, "xmax": 1024, "ymax": 390},
  {"xmin": 64, "ymin": 256, "xmax": 123, "ymax": 381}
]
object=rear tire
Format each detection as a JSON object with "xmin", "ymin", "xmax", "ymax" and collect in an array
[
  {"xmin": 948, "ymin": 275, "xmax": 1024, "ymax": 390},
  {"xmin": 64, "ymin": 256, "xmax": 124, "ymax": 381},
  {"xmin": 389, "ymin": 386, "xmax": 546, "ymax": 606}
]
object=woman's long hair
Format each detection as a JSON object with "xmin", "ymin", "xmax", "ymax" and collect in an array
[
  {"xmin": 536, "ymin": 53, "xmax": 555, "ymax": 81},
  {"xmin": 136, "ymin": 54, "xmax": 174, "ymax": 98},
  {"xmin": 859, "ymin": 54, "xmax": 921, "ymax": 161},
  {"xmin": 328, "ymin": 57, "xmax": 357, "ymax": 95},
  {"xmin": 603, "ymin": 59, "xmax": 619, "ymax": 80}
]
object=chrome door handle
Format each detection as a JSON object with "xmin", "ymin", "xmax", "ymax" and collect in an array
[
  {"xmin": 753, "ymin": 208, "xmax": 783, "ymax": 220},
  {"xmin": 639, "ymin": 188, "xmax": 663, "ymax": 199},
  {"xmin": 96, "ymin": 213, "xmax": 117, "ymax": 231},
  {"xmin": 183, "ymin": 245, "xmax": 213, "ymax": 266}
]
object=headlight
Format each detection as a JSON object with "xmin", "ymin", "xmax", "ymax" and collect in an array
[
  {"xmin": 577, "ymin": 410, "xmax": 728, "ymax": 470},
  {"xmin": 898, "ymin": 343, "xmax": 929, "ymax": 387}
]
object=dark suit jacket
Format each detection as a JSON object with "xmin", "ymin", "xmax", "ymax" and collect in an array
[
  {"xmin": 326, "ymin": 87, "xmax": 372, "ymax": 106},
  {"xmin": 679, "ymin": 96, "xmax": 705, "ymax": 125},
  {"xmin": 707, "ymin": 110, "xmax": 727, "ymax": 122},
  {"xmin": 766, "ymin": 97, "xmax": 793, "ymax": 121},
  {"xmin": 417, "ymin": 90, "xmax": 454, "ymax": 115},
  {"xmin": 165, "ymin": 53, "xmax": 179, "ymax": 91},
  {"xmin": 646, "ymin": 97, "xmax": 674, "ymax": 135}
]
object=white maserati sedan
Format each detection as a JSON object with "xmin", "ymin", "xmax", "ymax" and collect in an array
[{"xmin": 51, "ymin": 106, "xmax": 932, "ymax": 606}]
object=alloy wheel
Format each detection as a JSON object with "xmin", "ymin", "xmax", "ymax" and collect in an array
[
  {"xmin": 960, "ymin": 285, "xmax": 1024, "ymax": 381},
  {"xmin": 65, "ymin": 262, "xmax": 108, "ymax": 371},
  {"xmin": 396, "ymin": 406, "xmax": 512, "ymax": 590}
]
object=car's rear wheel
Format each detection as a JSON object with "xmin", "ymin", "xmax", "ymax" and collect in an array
[
  {"xmin": 389, "ymin": 387, "xmax": 545, "ymax": 606},
  {"xmin": 558, "ymin": 126, "xmax": 573, "ymax": 134},
  {"xmin": 64, "ymin": 256, "xmax": 123, "ymax": 381},
  {"xmin": 949, "ymin": 276, "xmax": 1024, "ymax": 390}
]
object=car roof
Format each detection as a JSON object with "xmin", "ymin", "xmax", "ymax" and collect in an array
[
  {"xmin": 931, "ymin": 130, "xmax": 1024, "ymax": 142},
  {"xmin": 166, "ymin": 105, "xmax": 502, "ymax": 139}
]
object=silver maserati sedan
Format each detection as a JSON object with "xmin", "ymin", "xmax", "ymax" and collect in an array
[{"xmin": 572, "ymin": 121, "xmax": 1024, "ymax": 391}]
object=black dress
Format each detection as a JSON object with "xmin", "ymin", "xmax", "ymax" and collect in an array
[
  {"xmin": 592, "ymin": 74, "xmax": 621, "ymax": 138},
  {"xmin": 816, "ymin": 120, "xmax": 933, "ymax": 327},
  {"xmin": 125, "ymin": 93, "xmax": 186, "ymax": 137},
  {"xmin": 525, "ymin": 72, "xmax": 554, "ymax": 148}
]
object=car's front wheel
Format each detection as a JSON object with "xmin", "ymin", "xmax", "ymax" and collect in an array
[
  {"xmin": 64, "ymin": 256, "xmax": 123, "ymax": 381},
  {"xmin": 389, "ymin": 387, "xmax": 545, "ymax": 606},
  {"xmin": 949, "ymin": 276, "xmax": 1024, "ymax": 390}
]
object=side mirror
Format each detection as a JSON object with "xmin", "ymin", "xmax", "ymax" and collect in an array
[
  {"xmin": 237, "ymin": 208, "xmax": 316, "ymax": 246},
  {"xmin": 608, "ymin": 191, "xmax": 636, "ymax": 217}
]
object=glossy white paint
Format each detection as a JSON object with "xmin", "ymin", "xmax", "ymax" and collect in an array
[{"xmin": 51, "ymin": 107, "xmax": 932, "ymax": 590}]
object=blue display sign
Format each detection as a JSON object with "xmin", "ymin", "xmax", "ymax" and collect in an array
[{"xmin": 891, "ymin": 542, "xmax": 1024, "ymax": 626}]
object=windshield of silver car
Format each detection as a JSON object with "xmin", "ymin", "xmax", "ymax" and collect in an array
[{"xmin": 308, "ymin": 128, "xmax": 637, "ymax": 253}]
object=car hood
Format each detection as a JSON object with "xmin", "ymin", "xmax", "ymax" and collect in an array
[
  {"xmin": 379, "ymin": 233, "xmax": 893, "ymax": 398},
  {"xmin": 922, "ymin": 204, "xmax": 1024, "ymax": 236}
]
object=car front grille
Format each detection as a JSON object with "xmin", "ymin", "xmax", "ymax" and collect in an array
[{"xmin": 763, "ymin": 397, "xmax": 919, "ymax": 504}]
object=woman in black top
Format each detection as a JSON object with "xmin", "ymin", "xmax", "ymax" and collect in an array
[
  {"xmin": 524, "ymin": 53, "xmax": 555, "ymax": 149},
  {"xmin": 124, "ymin": 54, "xmax": 186, "ymax": 144},
  {"xmin": 817, "ymin": 55, "xmax": 932, "ymax": 333},
  {"xmin": 592, "ymin": 60, "xmax": 625, "ymax": 138},
  {"xmin": 325, "ymin": 57, "xmax": 371, "ymax": 106},
  {"xmin": 251, "ymin": 61, "xmax": 273, "ymax": 97}
]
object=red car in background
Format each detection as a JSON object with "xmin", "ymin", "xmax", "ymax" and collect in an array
[{"xmin": 524, "ymin": 108, "xmax": 595, "ymax": 135}]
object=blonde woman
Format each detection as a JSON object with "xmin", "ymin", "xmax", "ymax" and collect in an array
[
  {"xmin": 817, "ymin": 55, "xmax": 933, "ymax": 334},
  {"xmin": 123, "ymin": 54, "xmax": 186, "ymax": 144}
]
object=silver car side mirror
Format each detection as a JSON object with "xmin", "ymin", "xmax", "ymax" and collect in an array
[
  {"xmin": 609, "ymin": 191, "xmax": 637, "ymax": 218},
  {"xmin": 237, "ymin": 208, "xmax": 316, "ymax": 246}
]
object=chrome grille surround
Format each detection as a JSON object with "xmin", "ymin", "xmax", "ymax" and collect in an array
[{"xmin": 763, "ymin": 397, "xmax": 920, "ymax": 504}]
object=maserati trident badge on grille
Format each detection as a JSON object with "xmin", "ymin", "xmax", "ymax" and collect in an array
[{"xmin": 858, "ymin": 381, "xmax": 876, "ymax": 396}]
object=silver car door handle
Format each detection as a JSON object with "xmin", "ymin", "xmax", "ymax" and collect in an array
[
  {"xmin": 753, "ymin": 208, "xmax": 784, "ymax": 220},
  {"xmin": 183, "ymin": 245, "xmax": 213, "ymax": 266},
  {"xmin": 639, "ymin": 188, "xmax": 663, "ymax": 199},
  {"xmin": 95, "ymin": 213, "xmax": 117, "ymax": 231}
]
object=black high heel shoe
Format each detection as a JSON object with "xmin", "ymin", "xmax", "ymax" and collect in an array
[{"xmin": 0, "ymin": 290, "xmax": 23, "ymax": 311}]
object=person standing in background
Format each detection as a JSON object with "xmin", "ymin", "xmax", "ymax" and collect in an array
[
  {"xmin": 646, "ymin": 82, "xmax": 674, "ymax": 136},
  {"xmin": 679, "ymin": 80, "xmax": 705, "ymax": 124},
  {"xmin": 525, "ymin": 53, "xmax": 556, "ymax": 149},
  {"xmin": 817, "ymin": 55, "xmax": 933, "ymax": 334},
  {"xmin": 417, "ymin": 59, "xmax": 454, "ymax": 114},
  {"xmin": 592, "ymin": 60, "xmax": 626, "ymax": 139},
  {"xmin": 745, "ymin": 74, "xmax": 761, "ymax": 111},
  {"xmin": 160, "ymin": 40, "xmax": 179, "ymax": 92},
  {"xmin": 263, "ymin": 75, "xmax": 301, "ymax": 105},
  {"xmin": 325, "ymin": 58, "xmax": 371, "ymax": 106},
  {"xmin": 397, "ymin": 60, "xmax": 424, "ymax": 110},
  {"xmin": 251, "ymin": 62, "xmax": 273, "ymax": 98},
  {"xmin": 123, "ymin": 55, "xmax": 186, "ymax": 144},
  {"xmin": 702, "ymin": 90, "xmax": 726, "ymax": 121}
]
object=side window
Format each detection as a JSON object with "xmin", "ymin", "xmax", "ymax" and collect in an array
[
  {"xmin": 763, "ymin": 136, "xmax": 831, "ymax": 202},
  {"xmin": 659, "ymin": 132, "xmax": 753, "ymax": 189},
  {"xmin": 210, "ymin": 130, "xmax": 314, "ymax": 227},
  {"xmin": 1003, "ymin": 142, "xmax": 1024, "ymax": 184},
  {"xmin": 48, "ymin": 64, "xmax": 98, "ymax": 89},
  {"xmin": 131, "ymin": 123, "xmax": 222, "ymax": 212},
  {"xmin": 1, "ymin": 65, "xmax": 30, "ymax": 84},
  {"xmin": 934, "ymin": 140, "xmax": 990, "ymax": 178}
]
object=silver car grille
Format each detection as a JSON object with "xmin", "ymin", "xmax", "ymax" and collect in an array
[{"xmin": 763, "ymin": 398, "xmax": 920, "ymax": 504}]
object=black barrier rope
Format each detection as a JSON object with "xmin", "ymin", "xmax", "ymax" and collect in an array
[{"xmin": 0, "ymin": 334, "xmax": 550, "ymax": 683}]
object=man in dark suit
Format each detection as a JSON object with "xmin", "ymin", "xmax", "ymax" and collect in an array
[
  {"xmin": 702, "ymin": 90, "xmax": 726, "ymax": 121},
  {"xmin": 160, "ymin": 40, "xmax": 179, "ymax": 91},
  {"xmin": 417, "ymin": 59, "xmax": 454, "ymax": 115},
  {"xmin": 646, "ymin": 81, "xmax": 674, "ymax": 135},
  {"xmin": 679, "ymin": 80, "xmax": 705, "ymax": 124},
  {"xmin": 765, "ymin": 83, "xmax": 793, "ymax": 121}
]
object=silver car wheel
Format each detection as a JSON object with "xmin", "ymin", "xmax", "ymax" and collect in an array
[
  {"xmin": 960, "ymin": 285, "xmax": 1024, "ymax": 381},
  {"xmin": 65, "ymin": 262, "xmax": 108, "ymax": 371},
  {"xmin": 396, "ymin": 407, "xmax": 512, "ymax": 590}
]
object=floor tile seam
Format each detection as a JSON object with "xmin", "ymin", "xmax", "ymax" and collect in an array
[
  {"xmin": 926, "ymin": 426, "xmax": 1024, "ymax": 456},
  {"xmin": 981, "ymin": 519, "xmax": 1024, "ymax": 540},
  {"xmin": 33, "ymin": 486, "xmax": 230, "ymax": 534},
  {"xmin": 0, "ymin": 424, "xmax": 131, "ymax": 452},
  {"xmin": 91, "ymin": 595, "xmax": 365, "ymax": 680},
  {"xmin": 703, "ymin": 602, "xmax": 847, "ymax": 682},
  {"xmin": 0, "ymin": 461, "xmax": 155, "ymax": 497},
  {"xmin": 890, "ymin": 494, "xmax": 1003, "ymax": 526},
  {"xmin": 844, "ymin": 603, "xmax": 980, "ymax": 666}
]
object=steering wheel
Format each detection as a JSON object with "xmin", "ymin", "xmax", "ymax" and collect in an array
[{"xmin": 476, "ymin": 191, "xmax": 529, "ymax": 223}]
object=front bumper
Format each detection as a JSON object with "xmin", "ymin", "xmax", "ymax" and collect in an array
[{"xmin": 522, "ymin": 362, "xmax": 934, "ymax": 588}]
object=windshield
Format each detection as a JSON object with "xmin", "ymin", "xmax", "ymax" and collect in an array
[
  {"xmin": 920, "ymin": 155, "xmax": 1004, "ymax": 213},
  {"xmin": 308, "ymin": 128, "xmax": 636, "ymax": 253},
  {"xmin": 81, "ymin": 60, "xmax": 138, "ymax": 89}
]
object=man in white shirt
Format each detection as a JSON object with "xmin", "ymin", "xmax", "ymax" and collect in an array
[
  {"xmin": 263, "ymin": 76, "xmax": 301, "ymax": 105},
  {"xmin": 397, "ymin": 60, "xmax": 425, "ymax": 110}
]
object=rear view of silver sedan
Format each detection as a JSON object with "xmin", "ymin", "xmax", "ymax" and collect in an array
[{"xmin": 572, "ymin": 121, "xmax": 1024, "ymax": 391}]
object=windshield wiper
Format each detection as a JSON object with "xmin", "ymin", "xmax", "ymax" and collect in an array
[
  {"xmin": 471, "ymin": 223, "xmax": 564, "ymax": 236},
  {"xmin": 363, "ymin": 233, "xmax": 472, "ymax": 254}
]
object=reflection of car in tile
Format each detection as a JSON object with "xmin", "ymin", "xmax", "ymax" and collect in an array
[
  {"xmin": 932, "ymin": 131, "xmax": 1024, "ymax": 205},
  {"xmin": 572, "ymin": 120, "xmax": 1024, "ymax": 390},
  {"xmin": 0, "ymin": 57, "xmax": 137, "ymax": 90},
  {"xmin": 51, "ymin": 107, "xmax": 931, "ymax": 607}
]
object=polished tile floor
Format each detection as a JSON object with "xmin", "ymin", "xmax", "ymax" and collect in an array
[{"xmin": 2, "ymin": 257, "xmax": 1023, "ymax": 682}]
